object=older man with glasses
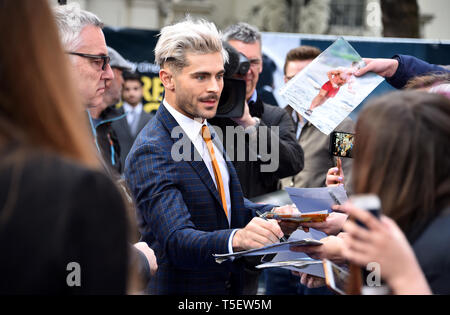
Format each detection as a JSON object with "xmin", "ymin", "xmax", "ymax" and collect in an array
[
  {"xmin": 53, "ymin": 3, "xmax": 114, "ymax": 109},
  {"xmin": 52, "ymin": 3, "xmax": 158, "ymax": 289}
]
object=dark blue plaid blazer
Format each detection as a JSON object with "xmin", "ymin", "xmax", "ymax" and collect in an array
[{"xmin": 124, "ymin": 103, "xmax": 272, "ymax": 295}]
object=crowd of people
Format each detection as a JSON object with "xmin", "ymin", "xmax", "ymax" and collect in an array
[{"xmin": 0, "ymin": 0, "xmax": 449, "ymax": 295}]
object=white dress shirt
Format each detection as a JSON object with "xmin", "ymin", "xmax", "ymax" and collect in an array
[
  {"xmin": 162, "ymin": 100, "xmax": 232, "ymax": 224},
  {"xmin": 123, "ymin": 102, "xmax": 143, "ymax": 135}
]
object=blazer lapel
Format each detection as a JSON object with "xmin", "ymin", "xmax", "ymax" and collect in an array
[
  {"xmin": 137, "ymin": 111, "xmax": 151, "ymax": 134},
  {"xmin": 158, "ymin": 104, "xmax": 225, "ymax": 214}
]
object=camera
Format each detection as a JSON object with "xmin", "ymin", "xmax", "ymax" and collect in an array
[{"xmin": 215, "ymin": 42, "xmax": 249, "ymax": 118}]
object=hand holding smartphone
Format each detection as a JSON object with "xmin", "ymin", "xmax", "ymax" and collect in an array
[
  {"xmin": 323, "ymin": 259, "xmax": 349, "ymax": 295},
  {"xmin": 350, "ymin": 194, "xmax": 381, "ymax": 228},
  {"xmin": 330, "ymin": 131, "xmax": 354, "ymax": 158}
]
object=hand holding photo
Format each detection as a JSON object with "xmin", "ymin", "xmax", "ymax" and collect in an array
[{"xmin": 279, "ymin": 38, "xmax": 384, "ymax": 135}]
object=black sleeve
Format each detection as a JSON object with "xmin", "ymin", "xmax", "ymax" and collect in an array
[
  {"xmin": 257, "ymin": 108, "xmax": 304, "ymax": 179},
  {"xmin": 386, "ymin": 54, "xmax": 450, "ymax": 89},
  {"xmin": 63, "ymin": 170, "xmax": 129, "ymax": 294}
]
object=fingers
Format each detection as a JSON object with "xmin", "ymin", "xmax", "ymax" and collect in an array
[
  {"xmin": 248, "ymin": 217, "xmax": 284, "ymax": 244},
  {"xmin": 274, "ymin": 204, "xmax": 299, "ymax": 215},
  {"xmin": 341, "ymin": 245, "xmax": 371, "ymax": 267},
  {"xmin": 300, "ymin": 273, "xmax": 325, "ymax": 288},
  {"xmin": 300, "ymin": 273, "xmax": 308, "ymax": 286},
  {"xmin": 289, "ymin": 245, "xmax": 319, "ymax": 259},
  {"xmin": 336, "ymin": 157, "xmax": 342, "ymax": 176},
  {"xmin": 327, "ymin": 175, "xmax": 344, "ymax": 185},
  {"xmin": 331, "ymin": 204, "xmax": 346, "ymax": 213},
  {"xmin": 345, "ymin": 203, "xmax": 382, "ymax": 232},
  {"xmin": 326, "ymin": 167, "xmax": 344, "ymax": 186},
  {"xmin": 327, "ymin": 167, "xmax": 339, "ymax": 176},
  {"xmin": 300, "ymin": 222, "xmax": 324, "ymax": 229},
  {"xmin": 343, "ymin": 219, "xmax": 372, "ymax": 242},
  {"xmin": 354, "ymin": 58, "xmax": 374, "ymax": 77}
]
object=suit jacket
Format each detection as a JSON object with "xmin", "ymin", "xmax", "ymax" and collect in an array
[
  {"xmin": 112, "ymin": 106, "xmax": 154, "ymax": 168},
  {"xmin": 210, "ymin": 98, "xmax": 304, "ymax": 198},
  {"xmin": 124, "ymin": 103, "xmax": 272, "ymax": 295}
]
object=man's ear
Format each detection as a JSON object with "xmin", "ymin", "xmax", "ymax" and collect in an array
[{"xmin": 160, "ymin": 68, "xmax": 175, "ymax": 91}]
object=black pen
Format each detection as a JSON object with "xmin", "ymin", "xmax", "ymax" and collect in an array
[
  {"xmin": 329, "ymin": 191, "xmax": 348, "ymax": 213},
  {"xmin": 256, "ymin": 210, "xmax": 288, "ymax": 242},
  {"xmin": 328, "ymin": 191, "xmax": 341, "ymax": 205}
]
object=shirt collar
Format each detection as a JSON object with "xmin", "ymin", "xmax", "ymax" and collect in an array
[
  {"xmin": 162, "ymin": 99, "xmax": 206, "ymax": 142},
  {"xmin": 123, "ymin": 102, "xmax": 142, "ymax": 114},
  {"xmin": 248, "ymin": 90, "xmax": 258, "ymax": 103}
]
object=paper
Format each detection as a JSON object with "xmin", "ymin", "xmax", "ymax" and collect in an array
[
  {"xmin": 285, "ymin": 185, "xmax": 348, "ymax": 213},
  {"xmin": 213, "ymin": 238, "xmax": 322, "ymax": 264},
  {"xmin": 256, "ymin": 258, "xmax": 322, "ymax": 269},
  {"xmin": 256, "ymin": 259, "xmax": 325, "ymax": 278},
  {"xmin": 279, "ymin": 37, "xmax": 384, "ymax": 135},
  {"xmin": 257, "ymin": 230, "xmax": 326, "ymax": 277},
  {"xmin": 285, "ymin": 186, "xmax": 348, "ymax": 240}
]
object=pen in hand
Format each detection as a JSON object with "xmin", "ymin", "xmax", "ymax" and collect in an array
[{"xmin": 256, "ymin": 210, "xmax": 288, "ymax": 242}]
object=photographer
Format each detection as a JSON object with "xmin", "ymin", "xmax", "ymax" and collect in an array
[{"xmin": 210, "ymin": 23, "xmax": 304, "ymax": 199}]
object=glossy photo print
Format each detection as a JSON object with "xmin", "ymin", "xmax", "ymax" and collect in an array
[{"xmin": 280, "ymin": 38, "xmax": 384, "ymax": 135}]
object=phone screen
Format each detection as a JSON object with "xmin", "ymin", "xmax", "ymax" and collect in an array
[
  {"xmin": 330, "ymin": 131, "xmax": 354, "ymax": 158},
  {"xmin": 323, "ymin": 259, "xmax": 349, "ymax": 295}
]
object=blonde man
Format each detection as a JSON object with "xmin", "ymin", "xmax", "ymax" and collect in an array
[{"xmin": 124, "ymin": 17, "xmax": 295, "ymax": 295}]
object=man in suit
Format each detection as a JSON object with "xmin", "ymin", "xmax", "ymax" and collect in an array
[
  {"xmin": 112, "ymin": 71, "xmax": 154, "ymax": 168},
  {"xmin": 88, "ymin": 46, "xmax": 132, "ymax": 174},
  {"xmin": 124, "ymin": 17, "xmax": 295, "ymax": 295}
]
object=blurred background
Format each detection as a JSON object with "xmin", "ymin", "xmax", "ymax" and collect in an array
[
  {"xmin": 49, "ymin": 0, "xmax": 450, "ymax": 116},
  {"xmin": 49, "ymin": 0, "xmax": 449, "ymax": 40}
]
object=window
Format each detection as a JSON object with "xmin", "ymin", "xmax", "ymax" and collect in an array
[{"xmin": 330, "ymin": 0, "xmax": 366, "ymax": 28}]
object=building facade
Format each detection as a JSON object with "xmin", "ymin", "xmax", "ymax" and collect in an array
[{"xmin": 49, "ymin": 0, "xmax": 450, "ymax": 40}]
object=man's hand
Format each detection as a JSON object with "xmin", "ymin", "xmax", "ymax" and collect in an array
[
  {"xmin": 273, "ymin": 204, "xmax": 301, "ymax": 236},
  {"xmin": 355, "ymin": 58, "xmax": 399, "ymax": 78},
  {"xmin": 232, "ymin": 217, "xmax": 284, "ymax": 252},
  {"xmin": 134, "ymin": 242, "xmax": 158, "ymax": 276},
  {"xmin": 231, "ymin": 101, "xmax": 257, "ymax": 128}
]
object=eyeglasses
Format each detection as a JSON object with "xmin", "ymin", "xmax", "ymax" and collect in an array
[{"xmin": 67, "ymin": 52, "xmax": 111, "ymax": 71}]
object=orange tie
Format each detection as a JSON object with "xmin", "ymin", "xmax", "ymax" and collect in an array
[{"xmin": 201, "ymin": 125, "xmax": 228, "ymax": 218}]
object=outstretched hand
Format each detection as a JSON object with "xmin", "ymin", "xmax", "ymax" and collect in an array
[{"xmin": 354, "ymin": 58, "xmax": 399, "ymax": 78}]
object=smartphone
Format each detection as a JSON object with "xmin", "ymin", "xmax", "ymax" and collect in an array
[
  {"xmin": 330, "ymin": 131, "xmax": 354, "ymax": 158},
  {"xmin": 323, "ymin": 259, "xmax": 349, "ymax": 295},
  {"xmin": 351, "ymin": 194, "xmax": 381, "ymax": 229},
  {"xmin": 350, "ymin": 194, "xmax": 383, "ymax": 288}
]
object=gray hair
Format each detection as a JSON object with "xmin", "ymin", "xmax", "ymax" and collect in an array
[
  {"xmin": 53, "ymin": 2, "xmax": 103, "ymax": 51},
  {"xmin": 222, "ymin": 22, "xmax": 261, "ymax": 44},
  {"xmin": 154, "ymin": 17, "xmax": 228, "ymax": 71}
]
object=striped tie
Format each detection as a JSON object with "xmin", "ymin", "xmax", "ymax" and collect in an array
[{"xmin": 201, "ymin": 125, "xmax": 228, "ymax": 218}]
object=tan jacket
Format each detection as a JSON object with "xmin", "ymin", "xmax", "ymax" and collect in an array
[{"xmin": 280, "ymin": 106, "xmax": 355, "ymax": 192}]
